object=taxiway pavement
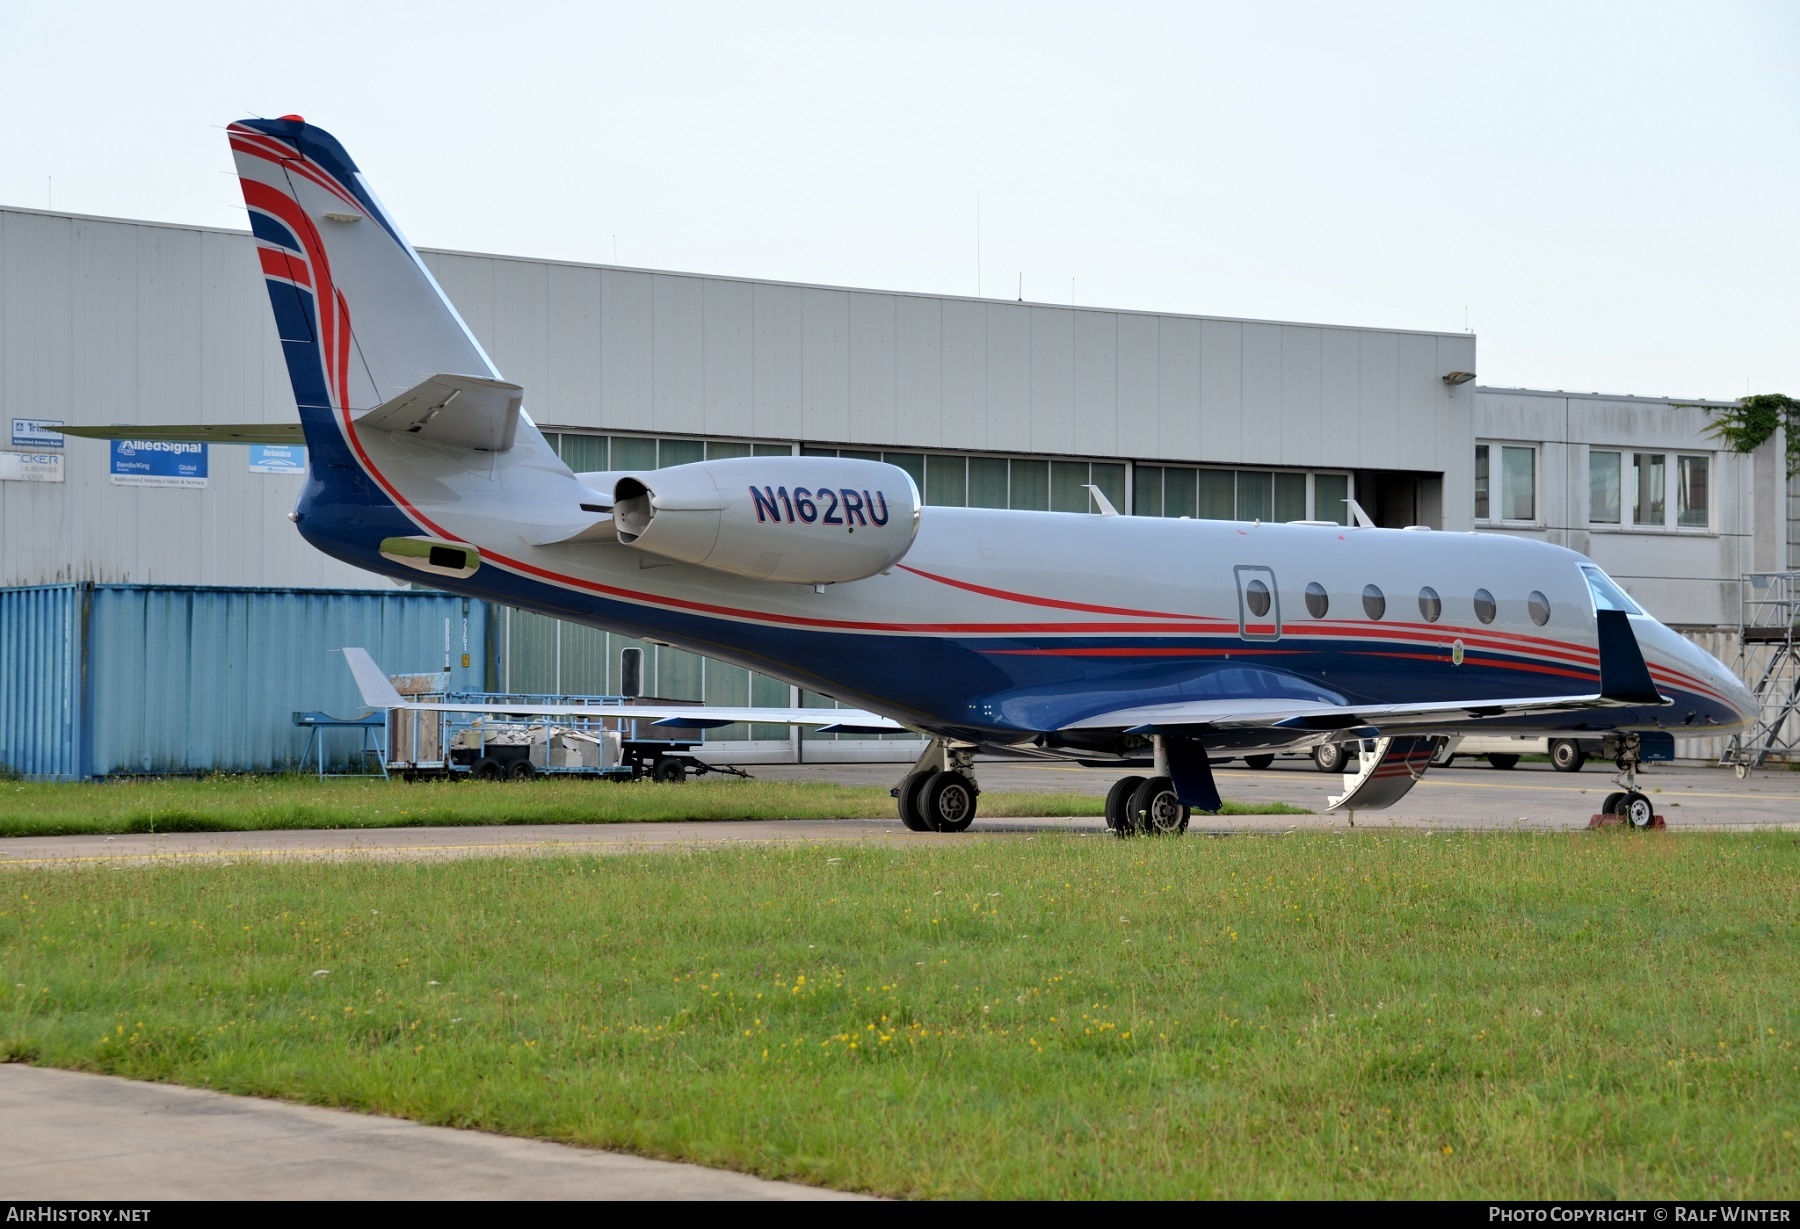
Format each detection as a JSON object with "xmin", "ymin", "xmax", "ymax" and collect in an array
[
  {"xmin": 0, "ymin": 1065, "xmax": 864, "ymax": 1200},
  {"xmin": 1, "ymin": 761, "xmax": 1792, "ymax": 869}
]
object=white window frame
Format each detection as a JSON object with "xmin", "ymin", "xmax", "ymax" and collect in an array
[
  {"xmin": 1474, "ymin": 440, "xmax": 1539, "ymax": 526},
  {"xmin": 1585, "ymin": 446, "xmax": 1714, "ymax": 535}
]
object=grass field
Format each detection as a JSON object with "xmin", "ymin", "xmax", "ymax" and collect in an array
[
  {"xmin": 3, "ymin": 831, "xmax": 1795, "ymax": 1198},
  {"xmin": 0, "ymin": 776, "xmax": 1306, "ymax": 838}
]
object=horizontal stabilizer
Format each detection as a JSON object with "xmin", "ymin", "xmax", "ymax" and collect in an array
[
  {"xmin": 356, "ymin": 374, "xmax": 524, "ymax": 452},
  {"xmin": 55, "ymin": 423, "xmax": 304, "ymax": 444}
]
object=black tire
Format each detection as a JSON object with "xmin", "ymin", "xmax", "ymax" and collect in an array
[
  {"xmin": 1486, "ymin": 753, "xmax": 1521, "ymax": 770},
  {"xmin": 1244, "ymin": 754, "xmax": 1275, "ymax": 770},
  {"xmin": 1130, "ymin": 775, "xmax": 1189, "ymax": 837},
  {"xmin": 920, "ymin": 772, "xmax": 978, "ymax": 833},
  {"xmin": 1600, "ymin": 791, "xmax": 1625, "ymax": 817},
  {"xmin": 1550, "ymin": 740, "xmax": 1587, "ymax": 773},
  {"xmin": 471, "ymin": 757, "xmax": 504, "ymax": 782},
  {"xmin": 652, "ymin": 757, "xmax": 687, "ymax": 784},
  {"xmin": 1313, "ymin": 742, "xmax": 1349, "ymax": 773},
  {"xmin": 1104, "ymin": 775, "xmax": 1145, "ymax": 833},
  {"xmin": 1617, "ymin": 790, "xmax": 1655, "ymax": 830},
  {"xmin": 897, "ymin": 770, "xmax": 936, "ymax": 832},
  {"xmin": 506, "ymin": 759, "xmax": 536, "ymax": 781}
]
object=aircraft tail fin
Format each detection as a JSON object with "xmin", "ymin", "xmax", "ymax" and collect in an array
[
  {"xmin": 226, "ymin": 116, "xmax": 502, "ymax": 459},
  {"xmin": 342, "ymin": 647, "xmax": 408, "ymax": 710}
]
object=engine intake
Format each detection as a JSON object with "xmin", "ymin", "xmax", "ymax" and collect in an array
[{"xmin": 611, "ymin": 456, "xmax": 920, "ymax": 584}]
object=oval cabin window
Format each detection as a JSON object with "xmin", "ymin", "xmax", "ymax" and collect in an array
[
  {"xmin": 1245, "ymin": 578, "xmax": 1272, "ymax": 618},
  {"xmin": 1418, "ymin": 586, "xmax": 1442, "ymax": 622},
  {"xmin": 1304, "ymin": 582, "xmax": 1329, "ymax": 619},
  {"xmin": 1473, "ymin": 588, "xmax": 1497, "ymax": 624},
  {"xmin": 1528, "ymin": 590, "xmax": 1551, "ymax": 626},
  {"xmin": 1362, "ymin": 584, "xmax": 1386, "ymax": 620}
]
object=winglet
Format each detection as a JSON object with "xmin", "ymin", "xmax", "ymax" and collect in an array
[
  {"xmin": 342, "ymin": 647, "xmax": 408, "ymax": 709},
  {"xmin": 1595, "ymin": 610, "xmax": 1664, "ymax": 704}
]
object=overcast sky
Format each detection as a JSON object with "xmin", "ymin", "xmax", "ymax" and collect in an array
[{"xmin": 2, "ymin": 1, "xmax": 1794, "ymax": 401}]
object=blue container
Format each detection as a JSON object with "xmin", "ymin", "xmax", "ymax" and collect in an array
[{"xmin": 0, "ymin": 584, "xmax": 494, "ymax": 778}]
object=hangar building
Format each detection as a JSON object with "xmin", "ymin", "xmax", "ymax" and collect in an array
[{"xmin": 1, "ymin": 204, "xmax": 1791, "ymax": 773}]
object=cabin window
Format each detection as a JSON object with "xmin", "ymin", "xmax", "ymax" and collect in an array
[
  {"xmin": 1418, "ymin": 587, "xmax": 1442, "ymax": 622},
  {"xmin": 1528, "ymin": 591, "xmax": 1551, "ymax": 626},
  {"xmin": 1304, "ymin": 582, "xmax": 1329, "ymax": 619},
  {"xmin": 1244, "ymin": 579, "xmax": 1272, "ymax": 618},
  {"xmin": 1362, "ymin": 585, "xmax": 1386, "ymax": 620},
  {"xmin": 1677, "ymin": 455, "xmax": 1709, "ymax": 529},
  {"xmin": 1589, "ymin": 450, "xmax": 1621, "ymax": 524},
  {"xmin": 1473, "ymin": 588, "xmax": 1497, "ymax": 624}
]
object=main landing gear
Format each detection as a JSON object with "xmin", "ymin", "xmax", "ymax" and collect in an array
[
  {"xmin": 1599, "ymin": 734, "xmax": 1656, "ymax": 830},
  {"xmin": 1104, "ymin": 774, "xmax": 1189, "ymax": 838},
  {"xmin": 895, "ymin": 740, "xmax": 980, "ymax": 832},
  {"xmin": 1104, "ymin": 736, "xmax": 1194, "ymax": 839}
]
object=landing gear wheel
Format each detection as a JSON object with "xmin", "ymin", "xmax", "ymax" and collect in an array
[
  {"xmin": 1487, "ymin": 753, "xmax": 1520, "ymax": 770},
  {"xmin": 919, "ymin": 772, "xmax": 978, "ymax": 832},
  {"xmin": 1130, "ymin": 775, "xmax": 1189, "ymax": 837},
  {"xmin": 1600, "ymin": 791, "xmax": 1625, "ymax": 817},
  {"xmin": 1104, "ymin": 775, "xmax": 1145, "ymax": 833},
  {"xmin": 1244, "ymin": 754, "xmax": 1275, "ymax": 770},
  {"xmin": 1313, "ymin": 742, "xmax": 1349, "ymax": 773},
  {"xmin": 1616, "ymin": 790, "xmax": 1655, "ymax": 830},
  {"xmin": 1734, "ymin": 763, "xmax": 1750, "ymax": 780},
  {"xmin": 471, "ymin": 757, "xmax": 504, "ymax": 782},
  {"xmin": 897, "ymin": 770, "xmax": 936, "ymax": 832},
  {"xmin": 506, "ymin": 759, "xmax": 537, "ymax": 781},
  {"xmin": 652, "ymin": 757, "xmax": 687, "ymax": 784},
  {"xmin": 1550, "ymin": 740, "xmax": 1587, "ymax": 773}
]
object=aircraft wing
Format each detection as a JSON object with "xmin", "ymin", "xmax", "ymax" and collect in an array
[
  {"xmin": 55, "ymin": 423, "xmax": 304, "ymax": 444},
  {"xmin": 1059, "ymin": 691, "xmax": 1632, "ymax": 736},
  {"xmin": 1061, "ymin": 610, "xmax": 1668, "ymax": 736},
  {"xmin": 341, "ymin": 647, "xmax": 906, "ymax": 733}
]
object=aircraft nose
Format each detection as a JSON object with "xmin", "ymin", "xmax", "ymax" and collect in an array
[{"xmin": 1642, "ymin": 618, "xmax": 1757, "ymax": 732}]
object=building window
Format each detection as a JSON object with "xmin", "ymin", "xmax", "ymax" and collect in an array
[
  {"xmin": 1588, "ymin": 447, "xmax": 1712, "ymax": 533},
  {"xmin": 1475, "ymin": 442, "xmax": 1536, "ymax": 523},
  {"xmin": 1632, "ymin": 453, "xmax": 1666, "ymax": 527},
  {"xmin": 1133, "ymin": 466, "xmax": 1350, "ymax": 524},
  {"xmin": 1589, "ymin": 450, "xmax": 1621, "ymax": 524},
  {"xmin": 1677, "ymin": 455, "xmax": 1709, "ymax": 529}
]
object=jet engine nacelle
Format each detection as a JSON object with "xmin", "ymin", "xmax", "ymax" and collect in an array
[{"xmin": 611, "ymin": 457, "xmax": 921, "ymax": 584}]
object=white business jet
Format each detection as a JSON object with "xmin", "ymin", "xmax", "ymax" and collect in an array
[{"xmin": 60, "ymin": 117, "xmax": 1756, "ymax": 835}]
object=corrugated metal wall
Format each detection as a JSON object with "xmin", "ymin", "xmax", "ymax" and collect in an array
[
  {"xmin": 0, "ymin": 584, "xmax": 492, "ymax": 778},
  {"xmin": 0, "ymin": 585, "xmax": 84, "ymax": 778}
]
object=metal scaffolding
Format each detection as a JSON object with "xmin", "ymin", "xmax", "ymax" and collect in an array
[{"xmin": 1720, "ymin": 571, "xmax": 1800, "ymax": 776}]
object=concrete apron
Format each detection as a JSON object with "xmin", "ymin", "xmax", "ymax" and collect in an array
[{"xmin": 0, "ymin": 1065, "xmax": 866, "ymax": 1201}]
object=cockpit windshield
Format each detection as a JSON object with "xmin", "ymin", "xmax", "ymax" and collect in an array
[{"xmin": 1581, "ymin": 565, "xmax": 1644, "ymax": 616}]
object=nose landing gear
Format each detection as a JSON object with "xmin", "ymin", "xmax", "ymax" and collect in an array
[{"xmin": 1599, "ymin": 734, "xmax": 1657, "ymax": 830}]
